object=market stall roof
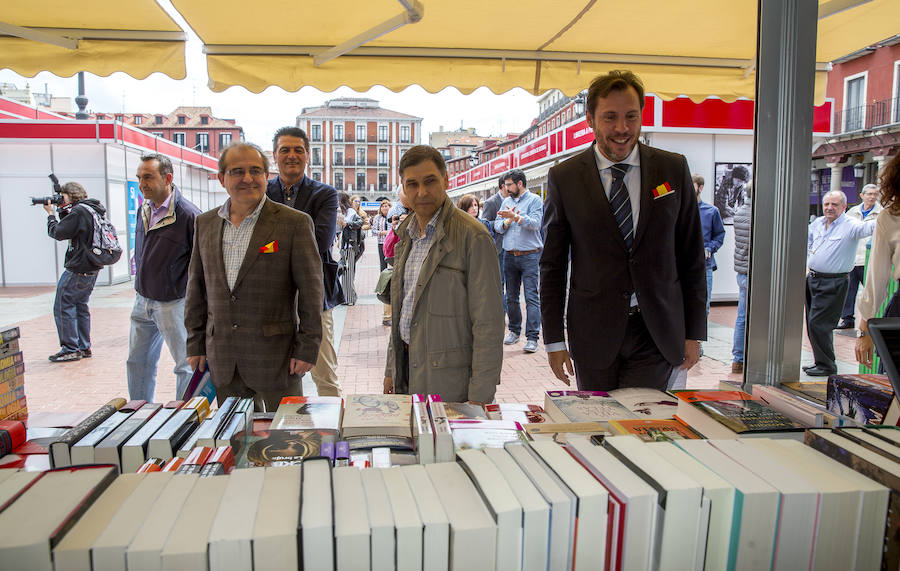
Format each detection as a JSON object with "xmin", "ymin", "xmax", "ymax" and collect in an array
[
  {"xmin": 0, "ymin": 0, "xmax": 186, "ymax": 80},
  {"xmin": 172, "ymin": 0, "xmax": 899, "ymax": 102}
]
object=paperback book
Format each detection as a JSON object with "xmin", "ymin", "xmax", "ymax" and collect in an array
[
  {"xmin": 673, "ymin": 390, "xmax": 803, "ymax": 435},
  {"xmin": 826, "ymin": 374, "xmax": 894, "ymax": 425},
  {"xmin": 245, "ymin": 429, "xmax": 338, "ymax": 466},
  {"xmin": 544, "ymin": 390, "xmax": 636, "ymax": 424},
  {"xmin": 342, "ymin": 394, "xmax": 412, "ymax": 438},
  {"xmin": 270, "ymin": 396, "xmax": 343, "ymax": 430},
  {"xmin": 607, "ymin": 418, "xmax": 701, "ymax": 442}
]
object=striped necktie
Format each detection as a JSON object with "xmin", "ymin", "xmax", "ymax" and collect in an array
[{"xmin": 608, "ymin": 163, "xmax": 633, "ymax": 250}]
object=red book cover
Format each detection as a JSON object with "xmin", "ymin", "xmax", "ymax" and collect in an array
[
  {"xmin": 204, "ymin": 445, "xmax": 235, "ymax": 474},
  {"xmin": 137, "ymin": 458, "xmax": 165, "ymax": 473},
  {"xmin": 182, "ymin": 446, "xmax": 213, "ymax": 467},
  {"xmin": 0, "ymin": 419, "xmax": 26, "ymax": 456},
  {"xmin": 161, "ymin": 457, "xmax": 183, "ymax": 472}
]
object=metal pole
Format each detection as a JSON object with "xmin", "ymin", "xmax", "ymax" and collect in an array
[{"xmin": 745, "ymin": 0, "xmax": 818, "ymax": 388}]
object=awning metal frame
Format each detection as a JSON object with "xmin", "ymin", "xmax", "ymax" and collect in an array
[
  {"xmin": 0, "ymin": 23, "xmax": 185, "ymax": 50},
  {"xmin": 313, "ymin": 0, "xmax": 424, "ymax": 66}
]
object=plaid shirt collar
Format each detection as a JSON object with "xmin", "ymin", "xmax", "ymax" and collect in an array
[{"xmin": 218, "ymin": 194, "xmax": 267, "ymax": 224}]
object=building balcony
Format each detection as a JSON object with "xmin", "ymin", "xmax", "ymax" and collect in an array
[
  {"xmin": 334, "ymin": 136, "xmax": 344, "ymax": 142},
  {"xmin": 311, "ymin": 135, "xmax": 322, "ymax": 142},
  {"xmin": 399, "ymin": 138, "xmax": 410, "ymax": 144},
  {"xmin": 835, "ymin": 97, "xmax": 900, "ymax": 135},
  {"xmin": 333, "ymin": 159, "xmax": 344, "ymax": 166},
  {"xmin": 311, "ymin": 159, "xmax": 322, "ymax": 166}
]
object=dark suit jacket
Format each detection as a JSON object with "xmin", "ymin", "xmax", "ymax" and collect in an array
[
  {"xmin": 185, "ymin": 198, "xmax": 324, "ymax": 393},
  {"xmin": 267, "ymin": 175, "xmax": 344, "ymax": 310},
  {"xmin": 540, "ymin": 143, "xmax": 707, "ymax": 369},
  {"xmin": 479, "ymin": 191, "xmax": 505, "ymax": 255}
]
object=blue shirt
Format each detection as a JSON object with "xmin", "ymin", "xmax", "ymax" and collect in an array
[
  {"xmin": 493, "ymin": 189, "xmax": 544, "ymax": 251},
  {"xmin": 807, "ymin": 212, "xmax": 876, "ymax": 274},
  {"xmin": 698, "ymin": 200, "xmax": 726, "ymax": 270}
]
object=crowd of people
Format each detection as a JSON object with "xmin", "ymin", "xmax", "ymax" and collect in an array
[{"xmin": 38, "ymin": 68, "xmax": 900, "ymax": 410}]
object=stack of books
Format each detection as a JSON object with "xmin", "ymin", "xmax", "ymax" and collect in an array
[{"xmin": 0, "ymin": 327, "xmax": 25, "ymax": 421}]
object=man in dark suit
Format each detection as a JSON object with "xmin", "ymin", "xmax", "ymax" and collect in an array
[
  {"xmin": 540, "ymin": 70, "xmax": 707, "ymax": 391},
  {"xmin": 185, "ymin": 142, "xmax": 324, "ymax": 410},
  {"xmin": 267, "ymin": 126, "xmax": 344, "ymax": 397},
  {"xmin": 479, "ymin": 175, "xmax": 509, "ymax": 311}
]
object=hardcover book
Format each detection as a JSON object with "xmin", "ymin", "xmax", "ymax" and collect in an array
[
  {"xmin": 94, "ymin": 403, "xmax": 162, "ymax": 471},
  {"xmin": 826, "ymin": 374, "xmax": 894, "ymax": 425},
  {"xmin": 607, "ymin": 418, "xmax": 701, "ymax": 442},
  {"xmin": 607, "ymin": 387, "xmax": 679, "ymax": 419},
  {"xmin": 0, "ymin": 339, "xmax": 19, "ymax": 359},
  {"xmin": 49, "ymin": 398, "xmax": 127, "ymax": 469},
  {"xmin": 672, "ymin": 390, "xmax": 803, "ymax": 435},
  {"xmin": 121, "ymin": 401, "xmax": 183, "ymax": 473},
  {"xmin": 449, "ymin": 419, "xmax": 527, "ymax": 451},
  {"xmin": 271, "ymin": 395, "xmax": 343, "ymax": 430},
  {"xmin": 0, "ymin": 419, "xmax": 26, "ymax": 457},
  {"xmin": 0, "ymin": 326, "xmax": 20, "ymax": 344},
  {"xmin": 485, "ymin": 403, "xmax": 552, "ymax": 424},
  {"xmin": 69, "ymin": 401, "xmax": 146, "ymax": 466},
  {"xmin": 342, "ymin": 394, "xmax": 412, "ymax": 438},
  {"xmin": 245, "ymin": 429, "xmax": 338, "ymax": 466},
  {"xmin": 522, "ymin": 421, "xmax": 609, "ymax": 444},
  {"xmin": 543, "ymin": 390, "xmax": 637, "ymax": 423}
]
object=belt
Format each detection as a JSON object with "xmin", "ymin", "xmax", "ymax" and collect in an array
[
  {"xmin": 808, "ymin": 270, "xmax": 848, "ymax": 279},
  {"xmin": 76, "ymin": 271, "xmax": 98, "ymax": 277},
  {"xmin": 507, "ymin": 248, "xmax": 542, "ymax": 256},
  {"xmin": 627, "ymin": 306, "xmax": 641, "ymax": 316}
]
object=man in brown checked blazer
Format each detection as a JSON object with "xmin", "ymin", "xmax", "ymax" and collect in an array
[
  {"xmin": 185, "ymin": 142, "xmax": 323, "ymax": 411},
  {"xmin": 540, "ymin": 70, "xmax": 707, "ymax": 391}
]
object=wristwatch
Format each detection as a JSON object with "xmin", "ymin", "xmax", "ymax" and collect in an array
[{"xmin": 857, "ymin": 330, "xmax": 869, "ymax": 338}]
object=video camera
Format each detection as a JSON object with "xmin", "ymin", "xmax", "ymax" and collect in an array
[{"xmin": 30, "ymin": 174, "xmax": 65, "ymax": 206}]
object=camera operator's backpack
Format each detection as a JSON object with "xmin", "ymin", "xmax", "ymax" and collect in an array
[{"xmin": 78, "ymin": 203, "xmax": 122, "ymax": 267}]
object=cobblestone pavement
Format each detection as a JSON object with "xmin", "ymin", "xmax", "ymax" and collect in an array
[{"xmin": 1, "ymin": 236, "xmax": 861, "ymax": 414}]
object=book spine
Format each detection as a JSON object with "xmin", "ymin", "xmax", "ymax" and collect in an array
[
  {"xmin": 49, "ymin": 403, "xmax": 120, "ymax": 468},
  {"xmin": 0, "ymin": 327, "xmax": 20, "ymax": 344},
  {"xmin": 0, "ymin": 363, "xmax": 24, "ymax": 387},
  {"xmin": 0, "ymin": 352, "xmax": 24, "ymax": 372}
]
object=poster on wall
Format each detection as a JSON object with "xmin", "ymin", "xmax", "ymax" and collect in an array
[
  {"xmin": 714, "ymin": 162, "xmax": 752, "ymax": 225},
  {"xmin": 127, "ymin": 180, "xmax": 140, "ymax": 275}
]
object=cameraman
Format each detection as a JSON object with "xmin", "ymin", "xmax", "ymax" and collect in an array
[{"xmin": 44, "ymin": 182, "xmax": 103, "ymax": 362}]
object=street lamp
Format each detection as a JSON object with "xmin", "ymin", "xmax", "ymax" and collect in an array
[
  {"xmin": 854, "ymin": 160, "xmax": 865, "ymax": 202},
  {"xmin": 811, "ymin": 168, "xmax": 821, "ymax": 217}
]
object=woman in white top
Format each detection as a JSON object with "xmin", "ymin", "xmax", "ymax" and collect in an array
[{"xmin": 856, "ymin": 152, "xmax": 900, "ymax": 366}]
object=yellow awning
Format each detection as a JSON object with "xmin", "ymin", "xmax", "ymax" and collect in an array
[
  {"xmin": 172, "ymin": 0, "xmax": 898, "ymax": 103},
  {"xmin": 0, "ymin": 1, "xmax": 186, "ymax": 80}
]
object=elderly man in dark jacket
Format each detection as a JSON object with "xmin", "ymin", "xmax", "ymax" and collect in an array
[{"xmin": 731, "ymin": 182, "xmax": 752, "ymax": 373}]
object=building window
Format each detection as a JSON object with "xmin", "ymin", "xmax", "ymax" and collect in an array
[
  {"xmin": 378, "ymin": 173, "xmax": 388, "ymax": 191},
  {"xmin": 378, "ymin": 149, "xmax": 388, "ymax": 166},
  {"xmin": 177, "ymin": 115, "xmax": 186, "ymax": 125},
  {"xmin": 334, "ymin": 172, "xmax": 343, "ymax": 190},
  {"xmin": 357, "ymin": 124, "xmax": 366, "ymax": 142},
  {"xmin": 311, "ymin": 124, "xmax": 322, "ymax": 142},
  {"xmin": 200, "ymin": 116, "xmax": 209, "ymax": 125},
  {"xmin": 155, "ymin": 115, "xmax": 163, "ymax": 125},
  {"xmin": 844, "ymin": 73, "xmax": 866, "ymax": 131},
  {"xmin": 115, "ymin": 114, "xmax": 124, "ymax": 122},
  {"xmin": 378, "ymin": 125, "xmax": 388, "ymax": 142},
  {"xmin": 335, "ymin": 150, "xmax": 344, "ymax": 165},
  {"xmin": 312, "ymin": 147, "xmax": 321, "ymax": 166},
  {"xmin": 356, "ymin": 172, "xmax": 366, "ymax": 191},
  {"xmin": 334, "ymin": 124, "xmax": 344, "ymax": 142},
  {"xmin": 219, "ymin": 132, "xmax": 232, "ymax": 149},
  {"xmin": 133, "ymin": 115, "xmax": 142, "ymax": 125},
  {"xmin": 312, "ymin": 171, "xmax": 322, "ymax": 182},
  {"xmin": 357, "ymin": 148, "xmax": 366, "ymax": 166},
  {"xmin": 400, "ymin": 125, "xmax": 410, "ymax": 143},
  {"xmin": 197, "ymin": 133, "xmax": 209, "ymax": 153},
  {"xmin": 173, "ymin": 132, "xmax": 185, "ymax": 146},
  {"xmin": 893, "ymin": 61, "xmax": 900, "ymax": 123}
]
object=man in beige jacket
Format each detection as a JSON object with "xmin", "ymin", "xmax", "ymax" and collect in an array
[{"xmin": 383, "ymin": 145, "xmax": 504, "ymax": 404}]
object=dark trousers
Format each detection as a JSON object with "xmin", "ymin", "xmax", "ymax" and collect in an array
[
  {"xmin": 377, "ymin": 242, "xmax": 387, "ymax": 271},
  {"xmin": 805, "ymin": 273, "xmax": 848, "ymax": 372},
  {"xmin": 573, "ymin": 312, "xmax": 673, "ymax": 391},
  {"xmin": 504, "ymin": 250, "xmax": 541, "ymax": 341},
  {"xmin": 53, "ymin": 270, "xmax": 98, "ymax": 353},
  {"xmin": 841, "ymin": 265, "xmax": 865, "ymax": 321},
  {"xmin": 216, "ymin": 367, "xmax": 302, "ymax": 412}
]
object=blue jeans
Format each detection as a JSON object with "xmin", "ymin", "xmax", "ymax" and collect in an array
[
  {"xmin": 732, "ymin": 272, "xmax": 748, "ymax": 363},
  {"xmin": 504, "ymin": 250, "xmax": 541, "ymax": 341},
  {"xmin": 126, "ymin": 294, "xmax": 193, "ymax": 401},
  {"xmin": 705, "ymin": 266, "xmax": 714, "ymax": 316},
  {"xmin": 53, "ymin": 270, "xmax": 97, "ymax": 353}
]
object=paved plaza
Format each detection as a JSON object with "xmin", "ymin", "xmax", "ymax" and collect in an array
[{"xmin": 2, "ymin": 237, "xmax": 862, "ymax": 414}]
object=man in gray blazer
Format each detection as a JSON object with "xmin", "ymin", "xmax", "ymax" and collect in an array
[{"xmin": 185, "ymin": 142, "xmax": 324, "ymax": 410}]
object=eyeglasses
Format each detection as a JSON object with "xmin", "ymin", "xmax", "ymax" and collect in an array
[{"xmin": 225, "ymin": 167, "xmax": 266, "ymax": 178}]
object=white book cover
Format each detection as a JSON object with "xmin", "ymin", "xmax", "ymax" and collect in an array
[
  {"xmin": 505, "ymin": 441, "xmax": 576, "ymax": 571},
  {"xmin": 0, "ymin": 466, "xmax": 117, "ymax": 571},
  {"xmin": 126, "ymin": 474, "xmax": 200, "ymax": 571},
  {"xmin": 424, "ymin": 462, "xmax": 497, "ymax": 571},
  {"xmin": 361, "ymin": 469, "xmax": 396, "ymax": 571},
  {"xmin": 301, "ymin": 458, "xmax": 335, "ymax": 571},
  {"xmin": 483, "ymin": 447, "xmax": 550, "ymax": 571},
  {"xmin": 757, "ymin": 437, "xmax": 889, "ymax": 571},
  {"xmin": 161, "ymin": 475, "xmax": 229, "ymax": 571},
  {"xmin": 342, "ymin": 394, "xmax": 412, "ymax": 437},
  {"xmin": 70, "ymin": 410, "xmax": 134, "ymax": 465},
  {"xmin": 252, "ymin": 465, "xmax": 302, "ymax": 571},
  {"xmin": 646, "ymin": 442, "xmax": 737, "ymax": 571},
  {"xmin": 604, "ymin": 436, "xmax": 704, "ymax": 571},
  {"xmin": 608, "ymin": 387, "xmax": 679, "ymax": 419},
  {"xmin": 457, "ymin": 449, "xmax": 523, "ymax": 571},
  {"xmin": 529, "ymin": 440, "xmax": 608, "ymax": 571},
  {"xmin": 412, "ymin": 396, "xmax": 435, "ymax": 464},
  {"xmin": 710, "ymin": 439, "xmax": 819, "ymax": 571},
  {"xmin": 543, "ymin": 390, "xmax": 636, "ymax": 423},
  {"xmin": 567, "ymin": 434, "xmax": 658, "ymax": 571},
  {"xmin": 91, "ymin": 471, "xmax": 173, "ymax": 571},
  {"xmin": 121, "ymin": 406, "xmax": 179, "ymax": 473},
  {"xmin": 675, "ymin": 439, "xmax": 779, "ymax": 570},
  {"xmin": 271, "ymin": 395, "xmax": 343, "ymax": 430},
  {"xmin": 333, "ymin": 466, "xmax": 372, "ymax": 571},
  {"xmin": 427, "ymin": 396, "xmax": 454, "ymax": 463},
  {"xmin": 53, "ymin": 473, "xmax": 146, "ymax": 571},
  {"xmin": 401, "ymin": 464, "xmax": 449, "ymax": 571},
  {"xmin": 381, "ymin": 466, "xmax": 424, "ymax": 571},
  {"xmin": 208, "ymin": 467, "xmax": 266, "ymax": 571}
]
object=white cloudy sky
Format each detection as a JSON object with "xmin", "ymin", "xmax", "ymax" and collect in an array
[{"xmin": 0, "ymin": 6, "xmax": 541, "ymax": 147}]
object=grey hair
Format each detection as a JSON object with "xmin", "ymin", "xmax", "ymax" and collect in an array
[{"xmin": 823, "ymin": 190, "xmax": 847, "ymax": 205}]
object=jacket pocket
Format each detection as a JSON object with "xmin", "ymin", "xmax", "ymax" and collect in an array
[
  {"xmin": 262, "ymin": 321, "xmax": 296, "ymax": 336},
  {"xmin": 427, "ymin": 347, "xmax": 471, "ymax": 369}
]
